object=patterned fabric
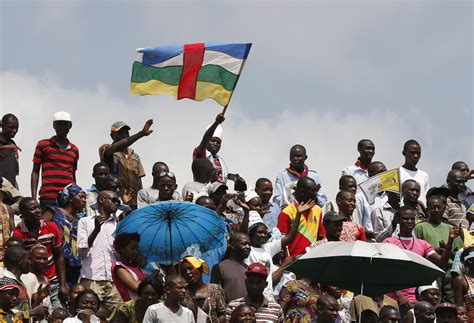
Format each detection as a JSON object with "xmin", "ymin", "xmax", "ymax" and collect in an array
[
  {"xmin": 339, "ymin": 221, "xmax": 366, "ymax": 242},
  {"xmin": 282, "ymin": 280, "xmax": 318, "ymax": 322},
  {"xmin": 0, "ymin": 203, "xmax": 11, "ymax": 263},
  {"xmin": 278, "ymin": 204, "xmax": 325, "ymax": 258},
  {"xmin": 464, "ymin": 275, "xmax": 474, "ymax": 322},
  {"xmin": 118, "ymin": 300, "xmax": 139, "ymax": 323},
  {"xmin": 0, "ymin": 308, "xmax": 23, "ymax": 323},
  {"xmin": 181, "ymin": 283, "xmax": 227, "ymax": 320},
  {"xmin": 112, "ymin": 260, "xmax": 147, "ymax": 301},
  {"xmin": 32, "ymin": 136, "xmax": 79, "ymax": 199},
  {"xmin": 57, "ymin": 184, "xmax": 84, "ymax": 206},
  {"xmin": 50, "ymin": 206, "xmax": 82, "ymax": 267},
  {"xmin": 0, "ymin": 274, "xmax": 30, "ymax": 320}
]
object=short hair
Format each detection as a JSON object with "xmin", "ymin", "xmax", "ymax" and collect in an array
[
  {"xmin": 137, "ymin": 275, "xmax": 165, "ymax": 298},
  {"xmin": 92, "ymin": 162, "xmax": 109, "ymax": 174},
  {"xmin": 19, "ymin": 197, "xmax": 36, "ymax": 213},
  {"xmin": 339, "ymin": 175, "xmax": 355, "ymax": 187},
  {"xmin": 1, "ymin": 113, "xmax": 18, "ymax": 125},
  {"xmin": 164, "ymin": 274, "xmax": 185, "ymax": 288},
  {"xmin": 357, "ymin": 139, "xmax": 373, "ymax": 150},
  {"xmin": 75, "ymin": 289, "xmax": 100, "ymax": 309},
  {"xmin": 316, "ymin": 294, "xmax": 337, "ymax": 309},
  {"xmin": 113, "ymin": 232, "xmax": 140, "ymax": 253},
  {"xmin": 452, "ymin": 161, "xmax": 468, "ymax": 170},
  {"xmin": 152, "ymin": 161, "xmax": 169, "ymax": 173},
  {"xmin": 367, "ymin": 161, "xmax": 385, "ymax": 176},
  {"xmin": 402, "ymin": 179, "xmax": 420, "ymax": 191},
  {"xmin": 230, "ymin": 304, "xmax": 255, "ymax": 323},
  {"xmin": 395, "ymin": 205, "xmax": 417, "ymax": 219},
  {"xmin": 103, "ymin": 175, "xmax": 122, "ymax": 189},
  {"xmin": 290, "ymin": 144, "xmax": 306, "ymax": 154},
  {"xmin": 295, "ymin": 176, "xmax": 316, "ymax": 190},
  {"xmin": 4, "ymin": 247, "xmax": 27, "ymax": 267},
  {"xmin": 229, "ymin": 232, "xmax": 249, "ymax": 245},
  {"xmin": 336, "ymin": 189, "xmax": 355, "ymax": 201},
  {"xmin": 5, "ymin": 236, "xmax": 24, "ymax": 249},
  {"xmin": 195, "ymin": 196, "xmax": 214, "ymax": 205},
  {"xmin": 427, "ymin": 194, "xmax": 447, "ymax": 206},
  {"xmin": 403, "ymin": 139, "xmax": 420, "ymax": 151},
  {"xmin": 255, "ymin": 177, "xmax": 272, "ymax": 188},
  {"xmin": 379, "ymin": 305, "xmax": 399, "ymax": 319}
]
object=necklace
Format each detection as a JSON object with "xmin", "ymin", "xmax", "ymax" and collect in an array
[{"xmin": 397, "ymin": 235, "xmax": 415, "ymax": 251}]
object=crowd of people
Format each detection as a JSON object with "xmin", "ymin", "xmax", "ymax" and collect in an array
[{"xmin": 0, "ymin": 110, "xmax": 473, "ymax": 323}]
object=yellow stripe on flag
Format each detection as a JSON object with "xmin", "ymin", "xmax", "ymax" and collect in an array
[
  {"xmin": 130, "ymin": 80, "xmax": 178, "ymax": 97},
  {"xmin": 377, "ymin": 169, "xmax": 401, "ymax": 193},
  {"xmin": 195, "ymin": 81, "xmax": 232, "ymax": 106}
]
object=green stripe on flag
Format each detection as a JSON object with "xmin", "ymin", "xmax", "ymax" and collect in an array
[
  {"xmin": 197, "ymin": 65, "xmax": 239, "ymax": 91},
  {"xmin": 131, "ymin": 61, "xmax": 182, "ymax": 86}
]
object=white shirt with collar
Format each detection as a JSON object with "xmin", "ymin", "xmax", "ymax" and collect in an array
[{"xmin": 77, "ymin": 211, "xmax": 117, "ymax": 281}]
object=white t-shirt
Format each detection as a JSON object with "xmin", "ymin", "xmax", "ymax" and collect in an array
[
  {"xmin": 64, "ymin": 314, "xmax": 100, "ymax": 323},
  {"xmin": 143, "ymin": 303, "xmax": 195, "ymax": 323},
  {"xmin": 399, "ymin": 166, "xmax": 430, "ymax": 205},
  {"xmin": 244, "ymin": 239, "xmax": 282, "ymax": 301}
]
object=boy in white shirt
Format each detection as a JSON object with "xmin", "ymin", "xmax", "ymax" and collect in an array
[{"xmin": 400, "ymin": 140, "xmax": 430, "ymax": 205}]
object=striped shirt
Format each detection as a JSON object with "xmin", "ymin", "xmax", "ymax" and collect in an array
[
  {"xmin": 444, "ymin": 196, "xmax": 468, "ymax": 228},
  {"xmin": 12, "ymin": 220, "xmax": 62, "ymax": 282},
  {"xmin": 226, "ymin": 297, "xmax": 284, "ymax": 323},
  {"xmin": 33, "ymin": 136, "xmax": 79, "ymax": 199}
]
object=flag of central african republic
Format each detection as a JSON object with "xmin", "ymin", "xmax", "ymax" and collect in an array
[{"xmin": 130, "ymin": 42, "xmax": 252, "ymax": 106}]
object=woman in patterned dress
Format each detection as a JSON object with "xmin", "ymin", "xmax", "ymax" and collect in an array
[{"xmin": 453, "ymin": 247, "xmax": 474, "ymax": 322}]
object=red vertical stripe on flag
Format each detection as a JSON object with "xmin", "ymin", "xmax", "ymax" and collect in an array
[{"xmin": 178, "ymin": 43, "xmax": 205, "ymax": 100}]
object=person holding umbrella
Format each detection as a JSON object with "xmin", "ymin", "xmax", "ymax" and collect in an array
[{"xmin": 179, "ymin": 256, "xmax": 226, "ymax": 322}]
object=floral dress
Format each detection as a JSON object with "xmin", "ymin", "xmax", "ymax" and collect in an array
[
  {"xmin": 281, "ymin": 280, "xmax": 319, "ymax": 322},
  {"xmin": 181, "ymin": 283, "xmax": 227, "ymax": 322}
]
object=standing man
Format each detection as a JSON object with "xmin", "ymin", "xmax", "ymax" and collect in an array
[
  {"xmin": 31, "ymin": 111, "xmax": 79, "ymax": 209},
  {"xmin": 182, "ymin": 158, "xmax": 215, "ymax": 200},
  {"xmin": 451, "ymin": 161, "xmax": 474, "ymax": 208},
  {"xmin": 85, "ymin": 162, "xmax": 110, "ymax": 217},
  {"xmin": 444, "ymin": 170, "xmax": 468, "ymax": 228},
  {"xmin": 274, "ymin": 144, "xmax": 327, "ymax": 208},
  {"xmin": 99, "ymin": 119, "xmax": 153, "ymax": 209},
  {"xmin": 370, "ymin": 191, "xmax": 400, "ymax": 242},
  {"xmin": 254, "ymin": 178, "xmax": 280, "ymax": 231},
  {"xmin": 341, "ymin": 139, "xmax": 375, "ymax": 184},
  {"xmin": 11, "ymin": 197, "xmax": 67, "ymax": 309},
  {"xmin": 400, "ymin": 140, "xmax": 430, "ymax": 205},
  {"xmin": 277, "ymin": 177, "xmax": 325, "ymax": 257},
  {"xmin": 193, "ymin": 113, "xmax": 227, "ymax": 183},
  {"xmin": 0, "ymin": 113, "xmax": 20, "ymax": 188},
  {"xmin": 77, "ymin": 190, "xmax": 122, "ymax": 319},
  {"xmin": 402, "ymin": 180, "xmax": 427, "ymax": 221}
]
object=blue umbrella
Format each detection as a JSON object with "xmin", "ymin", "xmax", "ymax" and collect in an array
[{"xmin": 114, "ymin": 202, "xmax": 227, "ymax": 265}]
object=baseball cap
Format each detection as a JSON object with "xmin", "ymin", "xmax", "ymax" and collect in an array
[
  {"xmin": 323, "ymin": 211, "xmax": 347, "ymax": 224},
  {"xmin": 53, "ymin": 111, "xmax": 72, "ymax": 122},
  {"xmin": 111, "ymin": 121, "xmax": 131, "ymax": 132},
  {"xmin": 246, "ymin": 262, "xmax": 268, "ymax": 278}
]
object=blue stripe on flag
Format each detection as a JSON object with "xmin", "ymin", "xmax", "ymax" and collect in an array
[
  {"xmin": 139, "ymin": 45, "xmax": 184, "ymax": 65},
  {"xmin": 205, "ymin": 43, "xmax": 252, "ymax": 60}
]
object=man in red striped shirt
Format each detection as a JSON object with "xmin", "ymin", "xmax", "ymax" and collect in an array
[{"xmin": 31, "ymin": 111, "xmax": 79, "ymax": 210}]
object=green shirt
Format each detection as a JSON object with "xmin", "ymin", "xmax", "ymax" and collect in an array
[{"xmin": 413, "ymin": 221, "xmax": 463, "ymax": 252}]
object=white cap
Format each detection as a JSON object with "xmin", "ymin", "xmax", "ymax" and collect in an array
[
  {"xmin": 53, "ymin": 111, "xmax": 72, "ymax": 122},
  {"xmin": 206, "ymin": 124, "xmax": 223, "ymax": 140},
  {"xmin": 245, "ymin": 189, "xmax": 260, "ymax": 203},
  {"xmin": 248, "ymin": 210, "xmax": 268, "ymax": 231}
]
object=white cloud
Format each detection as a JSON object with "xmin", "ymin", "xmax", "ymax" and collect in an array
[{"xmin": 2, "ymin": 71, "xmax": 471, "ymax": 203}]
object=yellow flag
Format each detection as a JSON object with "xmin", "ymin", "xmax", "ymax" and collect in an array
[{"xmin": 358, "ymin": 169, "xmax": 401, "ymax": 204}]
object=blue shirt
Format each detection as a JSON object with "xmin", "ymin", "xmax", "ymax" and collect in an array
[{"xmin": 51, "ymin": 206, "xmax": 83, "ymax": 267}]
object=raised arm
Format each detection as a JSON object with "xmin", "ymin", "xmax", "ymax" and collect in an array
[
  {"xmin": 427, "ymin": 227, "xmax": 460, "ymax": 269},
  {"xmin": 196, "ymin": 114, "xmax": 225, "ymax": 155},
  {"xmin": 103, "ymin": 119, "xmax": 153, "ymax": 158},
  {"xmin": 31, "ymin": 163, "xmax": 41, "ymax": 200}
]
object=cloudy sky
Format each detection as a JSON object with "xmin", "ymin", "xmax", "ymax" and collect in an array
[{"xmin": 1, "ymin": 1, "xmax": 472, "ymax": 200}]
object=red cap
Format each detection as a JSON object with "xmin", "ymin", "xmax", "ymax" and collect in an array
[{"xmin": 246, "ymin": 262, "xmax": 269, "ymax": 278}]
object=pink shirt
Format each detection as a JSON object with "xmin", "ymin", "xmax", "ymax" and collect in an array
[
  {"xmin": 112, "ymin": 260, "xmax": 147, "ymax": 301},
  {"xmin": 384, "ymin": 236, "xmax": 435, "ymax": 303}
]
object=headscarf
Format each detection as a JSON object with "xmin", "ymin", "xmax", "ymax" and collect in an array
[
  {"xmin": 57, "ymin": 184, "xmax": 84, "ymax": 207},
  {"xmin": 181, "ymin": 256, "xmax": 209, "ymax": 275}
]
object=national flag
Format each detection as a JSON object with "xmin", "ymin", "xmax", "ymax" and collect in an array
[
  {"xmin": 130, "ymin": 42, "xmax": 252, "ymax": 106},
  {"xmin": 358, "ymin": 169, "xmax": 401, "ymax": 204}
]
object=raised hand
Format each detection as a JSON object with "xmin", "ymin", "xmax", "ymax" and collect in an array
[
  {"xmin": 185, "ymin": 192, "xmax": 194, "ymax": 202},
  {"xmin": 215, "ymin": 113, "xmax": 225, "ymax": 124},
  {"xmin": 141, "ymin": 119, "xmax": 154, "ymax": 136},
  {"xmin": 296, "ymin": 200, "xmax": 316, "ymax": 214}
]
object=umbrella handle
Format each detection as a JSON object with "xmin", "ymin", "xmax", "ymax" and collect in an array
[{"xmin": 358, "ymin": 281, "xmax": 364, "ymax": 323}]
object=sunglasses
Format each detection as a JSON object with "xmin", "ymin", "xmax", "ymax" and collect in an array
[{"xmin": 159, "ymin": 171, "xmax": 175, "ymax": 178}]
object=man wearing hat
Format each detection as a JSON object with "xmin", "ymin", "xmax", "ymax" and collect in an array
[
  {"xmin": 99, "ymin": 118, "xmax": 153, "ymax": 209},
  {"xmin": 225, "ymin": 262, "xmax": 284, "ymax": 322},
  {"xmin": 193, "ymin": 113, "xmax": 228, "ymax": 183},
  {"xmin": 0, "ymin": 278, "xmax": 21, "ymax": 322},
  {"xmin": 308, "ymin": 211, "xmax": 346, "ymax": 249},
  {"xmin": 31, "ymin": 111, "xmax": 79, "ymax": 210}
]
